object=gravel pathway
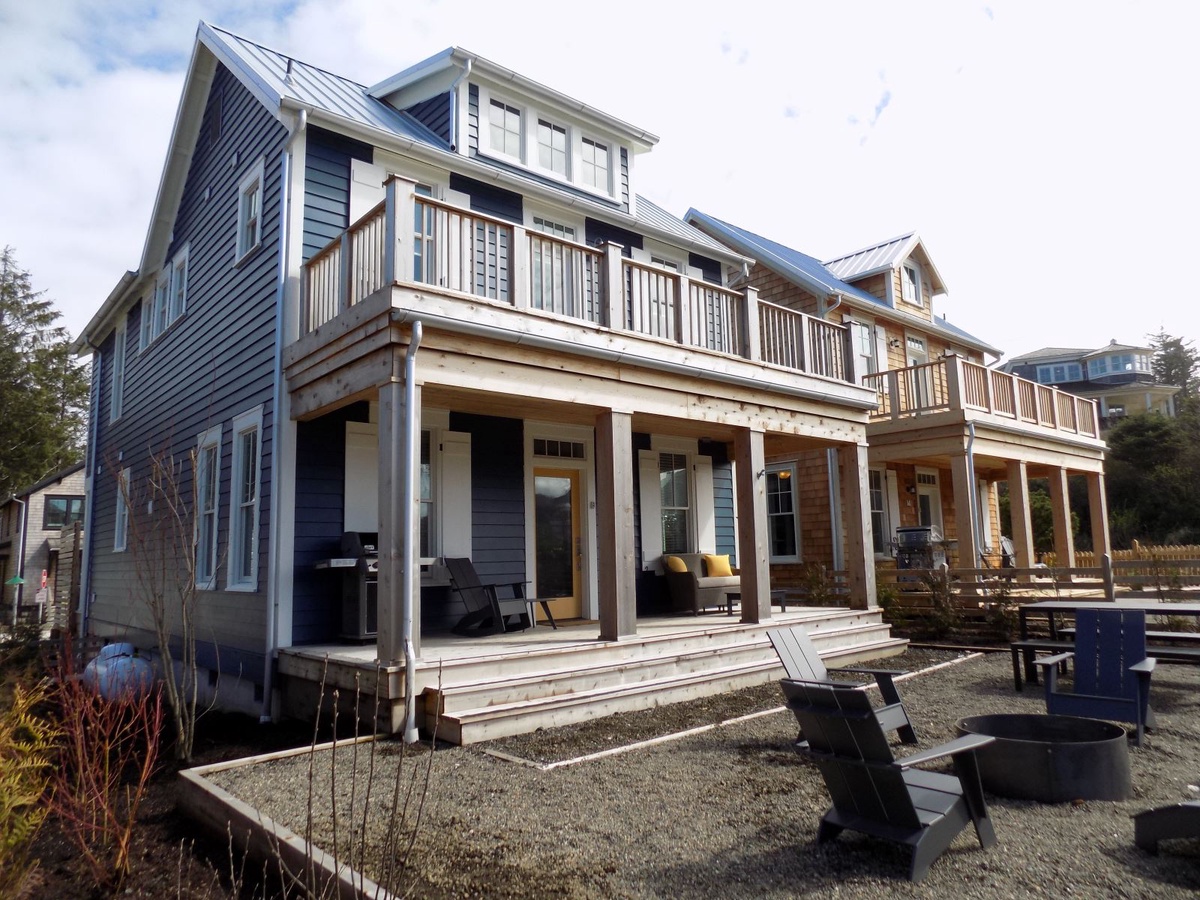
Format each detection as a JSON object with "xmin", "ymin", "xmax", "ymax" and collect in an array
[{"xmin": 210, "ymin": 652, "xmax": 1200, "ymax": 898}]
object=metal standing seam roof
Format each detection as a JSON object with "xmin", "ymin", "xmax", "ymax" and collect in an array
[
  {"xmin": 635, "ymin": 196, "xmax": 744, "ymax": 259},
  {"xmin": 823, "ymin": 233, "xmax": 917, "ymax": 280}
]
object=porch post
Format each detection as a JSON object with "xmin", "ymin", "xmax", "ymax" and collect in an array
[
  {"xmin": 1047, "ymin": 466, "xmax": 1076, "ymax": 568},
  {"xmin": 596, "ymin": 410, "xmax": 636, "ymax": 640},
  {"xmin": 949, "ymin": 452, "xmax": 980, "ymax": 570},
  {"xmin": 1087, "ymin": 471, "xmax": 1112, "ymax": 560},
  {"xmin": 377, "ymin": 375, "xmax": 422, "ymax": 665},
  {"xmin": 733, "ymin": 428, "xmax": 769, "ymax": 623},
  {"xmin": 1006, "ymin": 459, "xmax": 1035, "ymax": 579},
  {"xmin": 837, "ymin": 442, "xmax": 876, "ymax": 610}
]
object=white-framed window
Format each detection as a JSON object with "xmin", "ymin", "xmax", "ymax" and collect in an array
[
  {"xmin": 658, "ymin": 451, "xmax": 690, "ymax": 555},
  {"xmin": 236, "ymin": 159, "xmax": 264, "ymax": 261},
  {"xmin": 637, "ymin": 440, "xmax": 716, "ymax": 571},
  {"xmin": 532, "ymin": 215, "xmax": 577, "ymax": 241},
  {"xmin": 766, "ymin": 465, "xmax": 799, "ymax": 562},
  {"xmin": 195, "ymin": 424, "xmax": 222, "ymax": 590},
  {"xmin": 900, "ymin": 262, "xmax": 922, "ymax": 306},
  {"xmin": 110, "ymin": 316, "xmax": 126, "ymax": 422},
  {"xmin": 868, "ymin": 468, "xmax": 890, "ymax": 556},
  {"xmin": 580, "ymin": 136, "xmax": 609, "ymax": 191},
  {"xmin": 113, "ymin": 467, "xmax": 130, "ymax": 552},
  {"xmin": 141, "ymin": 245, "xmax": 188, "ymax": 349},
  {"xmin": 915, "ymin": 467, "xmax": 943, "ymax": 535},
  {"xmin": 537, "ymin": 118, "xmax": 567, "ymax": 176},
  {"xmin": 850, "ymin": 320, "xmax": 877, "ymax": 378},
  {"xmin": 488, "ymin": 99, "xmax": 522, "ymax": 158},
  {"xmin": 226, "ymin": 407, "xmax": 262, "ymax": 591}
]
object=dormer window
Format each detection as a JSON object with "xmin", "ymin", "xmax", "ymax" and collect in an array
[
  {"xmin": 489, "ymin": 100, "xmax": 522, "ymax": 158},
  {"xmin": 537, "ymin": 119, "xmax": 567, "ymax": 176},
  {"xmin": 901, "ymin": 263, "xmax": 922, "ymax": 306},
  {"xmin": 580, "ymin": 137, "xmax": 609, "ymax": 191}
]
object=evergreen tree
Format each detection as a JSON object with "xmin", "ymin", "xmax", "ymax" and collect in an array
[
  {"xmin": 1148, "ymin": 329, "xmax": 1199, "ymax": 418},
  {"xmin": 0, "ymin": 247, "xmax": 90, "ymax": 497}
]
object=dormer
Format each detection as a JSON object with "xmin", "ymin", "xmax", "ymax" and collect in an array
[
  {"xmin": 823, "ymin": 233, "xmax": 947, "ymax": 321},
  {"xmin": 368, "ymin": 48, "xmax": 658, "ymax": 215}
]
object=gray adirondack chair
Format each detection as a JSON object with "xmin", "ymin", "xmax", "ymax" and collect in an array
[
  {"xmin": 781, "ymin": 678, "xmax": 997, "ymax": 882},
  {"xmin": 1035, "ymin": 609, "xmax": 1156, "ymax": 745},
  {"xmin": 445, "ymin": 558, "xmax": 531, "ymax": 636},
  {"xmin": 768, "ymin": 625, "xmax": 918, "ymax": 745}
]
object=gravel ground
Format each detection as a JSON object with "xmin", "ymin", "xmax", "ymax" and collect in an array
[{"xmin": 209, "ymin": 650, "xmax": 1200, "ymax": 898}]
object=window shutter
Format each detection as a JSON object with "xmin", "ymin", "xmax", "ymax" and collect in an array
[
  {"xmin": 694, "ymin": 455, "xmax": 715, "ymax": 553},
  {"xmin": 884, "ymin": 469, "xmax": 901, "ymax": 551},
  {"xmin": 638, "ymin": 450, "xmax": 662, "ymax": 571},
  {"xmin": 440, "ymin": 431, "xmax": 472, "ymax": 558},
  {"xmin": 875, "ymin": 326, "xmax": 890, "ymax": 374},
  {"xmin": 349, "ymin": 160, "xmax": 387, "ymax": 222},
  {"xmin": 344, "ymin": 423, "xmax": 379, "ymax": 533}
]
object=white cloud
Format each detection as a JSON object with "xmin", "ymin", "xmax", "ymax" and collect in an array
[{"xmin": 1, "ymin": 0, "xmax": 1197, "ymax": 354}]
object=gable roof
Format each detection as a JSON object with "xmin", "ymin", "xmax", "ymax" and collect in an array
[
  {"xmin": 823, "ymin": 232, "xmax": 947, "ymax": 295},
  {"xmin": 8, "ymin": 461, "xmax": 85, "ymax": 502},
  {"xmin": 684, "ymin": 210, "xmax": 997, "ymax": 357}
]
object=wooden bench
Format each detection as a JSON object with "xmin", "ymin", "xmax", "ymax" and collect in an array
[{"xmin": 1012, "ymin": 637, "xmax": 1200, "ymax": 691}]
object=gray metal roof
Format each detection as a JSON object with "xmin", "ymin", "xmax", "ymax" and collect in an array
[
  {"xmin": 636, "ymin": 197, "xmax": 742, "ymax": 259},
  {"xmin": 824, "ymin": 233, "xmax": 916, "ymax": 281}
]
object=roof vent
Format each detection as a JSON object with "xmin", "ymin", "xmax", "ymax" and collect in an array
[{"xmin": 284, "ymin": 58, "xmax": 294, "ymax": 85}]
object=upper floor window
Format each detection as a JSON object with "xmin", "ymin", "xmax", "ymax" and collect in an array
[
  {"xmin": 580, "ymin": 137, "xmax": 609, "ymax": 191},
  {"xmin": 850, "ymin": 320, "xmax": 877, "ymax": 377},
  {"xmin": 110, "ymin": 316, "xmax": 126, "ymax": 421},
  {"xmin": 537, "ymin": 119, "xmax": 567, "ymax": 176},
  {"xmin": 900, "ymin": 263, "xmax": 922, "ymax": 306},
  {"xmin": 44, "ymin": 496, "xmax": 84, "ymax": 530},
  {"xmin": 1037, "ymin": 362, "xmax": 1082, "ymax": 384},
  {"xmin": 532, "ymin": 216, "xmax": 576, "ymax": 241},
  {"xmin": 237, "ymin": 159, "xmax": 265, "ymax": 261},
  {"xmin": 489, "ymin": 100, "xmax": 522, "ymax": 158},
  {"xmin": 141, "ymin": 245, "xmax": 188, "ymax": 350}
]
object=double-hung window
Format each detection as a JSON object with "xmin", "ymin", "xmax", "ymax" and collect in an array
[
  {"xmin": 537, "ymin": 119, "xmax": 567, "ymax": 176},
  {"xmin": 901, "ymin": 263, "xmax": 922, "ymax": 306},
  {"xmin": 195, "ymin": 425, "xmax": 222, "ymax": 590},
  {"xmin": 489, "ymin": 100, "xmax": 522, "ymax": 157},
  {"xmin": 141, "ymin": 245, "xmax": 188, "ymax": 349},
  {"xmin": 114, "ymin": 468, "xmax": 130, "ymax": 552},
  {"xmin": 766, "ymin": 466, "xmax": 799, "ymax": 562},
  {"xmin": 227, "ymin": 408, "xmax": 262, "ymax": 590},
  {"xmin": 237, "ymin": 159, "xmax": 264, "ymax": 261},
  {"xmin": 868, "ymin": 469, "xmax": 889, "ymax": 555},
  {"xmin": 659, "ymin": 452, "xmax": 690, "ymax": 555},
  {"xmin": 580, "ymin": 137, "xmax": 609, "ymax": 191}
]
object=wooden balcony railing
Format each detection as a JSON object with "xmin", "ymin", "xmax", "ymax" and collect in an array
[
  {"xmin": 862, "ymin": 356, "xmax": 1100, "ymax": 439},
  {"xmin": 301, "ymin": 175, "xmax": 855, "ymax": 385}
]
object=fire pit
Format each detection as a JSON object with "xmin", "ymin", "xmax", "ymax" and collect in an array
[{"xmin": 957, "ymin": 714, "xmax": 1131, "ymax": 802}]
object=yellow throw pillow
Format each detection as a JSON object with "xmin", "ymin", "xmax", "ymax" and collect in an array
[
  {"xmin": 663, "ymin": 555, "xmax": 688, "ymax": 574},
  {"xmin": 703, "ymin": 554, "xmax": 733, "ymax": 577}
]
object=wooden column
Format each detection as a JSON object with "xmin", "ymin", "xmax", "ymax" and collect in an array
[
  {"xmin": 838, "ymin": 443, "xmax": 876, "ymax": 610},
  {"xmin": 376, "ymin": 374, "xmax": 422, "ymax": 665},
  {"xmin": 1087, "ymin": 471, "xmax": 1112, "ymax": 560},
  {"xmin": 949, "ymin": 452, "xmax": 980, "ymax": 572},
  {"xmin": 596, "ymin": 410, "xmax": 636, "ymax": 640},
  {"xmin": 1006, "ymin": 459, "xmax": 1035, "ymax": 578},
  {"xmin": 734, "ymin": 428, "xmax": 770, "ymax": 623},
  {"xmin": 1047, "ymin": 466, "xmax": 1075, "ymax": 568}
]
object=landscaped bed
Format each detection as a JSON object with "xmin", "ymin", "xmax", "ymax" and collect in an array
[{"xmin": 202, "ymin": 650, "xmax": 1200, "ymax": 898}]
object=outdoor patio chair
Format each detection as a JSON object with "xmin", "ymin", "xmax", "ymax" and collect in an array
[
  {"xmin": 1035, "ymin": 609, "xmax": 1156, "ymax": 746},
  {"xmin": 1133, "ymin": 800, "xmax": 1200, "ymax": 854},
  {"xmin": 445, "ymin": 557, "xmax": 531, "ymax": 636},
  {"xmin": 780, "ymin": 678, "xmax": 997, "ymax": 882},
  {"xmin": 767, "ymin": 625, "xmax": 918, "ymax": 745}
]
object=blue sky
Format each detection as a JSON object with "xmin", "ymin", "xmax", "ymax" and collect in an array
[{"xmin": 1, "ymin": 0, "xmax": 1196, "ymax": 358}]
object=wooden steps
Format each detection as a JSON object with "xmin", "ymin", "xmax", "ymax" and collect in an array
[{"xmin": 417, "ymin": 612, "xmax": 905, "ymax": 745}]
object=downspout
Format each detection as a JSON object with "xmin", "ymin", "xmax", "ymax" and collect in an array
[
  {"xmin": 447, "ymin": 59, "xmax": 473, "ymax": 152},
  {"xmin": 79, "ymin": 352, "xmax": 102, "ymax": 637},
  {"xmin": 402, "ymin": 322, "xmax": 423, "ymax": 743},
  {"xmin": 824, "ymin": 292, "xmax": 844, "ymax": 319},
  {"xmin": 261, "ymin": 107, "xmax": 307, "ymax": 724},
  {"xmin": 10, "ymin": 497, "xmax": 25, "ymax": 626}
]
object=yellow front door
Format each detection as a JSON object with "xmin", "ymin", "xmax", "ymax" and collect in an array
[{"xmin": 533, "ymin": 468, "xmax": 583, "ymax": 621}]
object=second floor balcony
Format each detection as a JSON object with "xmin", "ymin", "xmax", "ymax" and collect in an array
[
  {"xmin": 300, "ymin": 177, "xmax": 855, "ymax": 389},
  {"xmin": 863, "ymin": 356, "xmax": 1101, "ymax": 441}
]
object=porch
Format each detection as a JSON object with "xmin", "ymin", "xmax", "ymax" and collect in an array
[{"xmin": 275, "ymin": 604, "xmax": 905, "ymax": 744}]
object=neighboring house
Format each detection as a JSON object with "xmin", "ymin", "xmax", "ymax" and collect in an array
[
  {"xmin": 998, "ymin": 342, "xmax": 1179, "ymax": 429},
  {"xmin": 685, "ymin": 212, "xmax": 1111, "ymax": 574},
  {"xmin": 72, "ymin": 24, "xmax": 885, "ymax": 728},
  {"xmin": 0, "ymin": 462, "xmax": 86, "ymax": 631}
]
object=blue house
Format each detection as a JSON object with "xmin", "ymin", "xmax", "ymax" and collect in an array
[{"xmin": 74, "ymin": 24, "xmax": 894, "ymax": 741}]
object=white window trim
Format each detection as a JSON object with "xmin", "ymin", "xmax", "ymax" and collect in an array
[
  {"xmin": 226, "ymin": 406, "xmax": 263, "ymax": 591},
  {"xmin": 140, "ymin": 244, "xmax": 188, "ymax": 350},
  {"xmin": 868, "ymin": 466, "xmax": 893, "ymax": 559},
  {"xmin": 113, "ymin": 467, "xmax": 130, "ymax": 552},
  {"xmin": 110, "ymin": 316, "xmax": 126, "ymax": 422},
  {"xmin": 900, "ymin": 261, "xmax": 924, "ymax": 307},
  {"xmin": 170, "ymin": 245, "xmax": 189, "ymax": 319},
  {"xmin": 236, "ymin": 158, "xmax": 265, "ymax": 263},
  {"xmin": 766, "ymin": 463, "xmax": 800, "ymax": 564},
  {"xmin": 195, "ymin": 424, "xmax": 223, "ymax": 591},
  {"xmin": 914, "ymin": 466, "xmax": 944, "ymax": 535},
  {"xmin": 536, "ymin": 117, "xmax": 569, "ymax": 179}
]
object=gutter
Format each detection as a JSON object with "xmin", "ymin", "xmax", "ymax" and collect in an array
[{"xmin": 262, "ymin": 107, "xmax": 307, "ymax": 724}]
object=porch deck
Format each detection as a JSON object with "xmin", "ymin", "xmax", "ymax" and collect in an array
[{"xmin": 277, "ymin": 605, "xmax": 905, "ymax": 744}]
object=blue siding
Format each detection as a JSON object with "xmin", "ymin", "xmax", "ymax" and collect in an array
[
  {"xmin": 467, "ymin": 84, "xmax": 479, "ymax": 154},
  {"xmin": 405, "ymin": 93, "xmax": 451, "ymax": 146},
  {"xmin": 449, "ymin": 173, "xmax": 523, "ymax": 224},
  {"xmin": 586, "ymin": 218, "xmax": 643, "ymax": 254},
  {"xmin": 87, "ymin": 63, "xmax": 288, "ymax": 681},
  {"xmin": 303, "ymin": 127, "xmax": 373, "ymax": 261},
  {"xmin": 709, "ymin": 443, "xmax": 736, "ymax": 562},
  {"xmin": 689, "ymin": 253, "xmax": 722, "ymax": 285}
]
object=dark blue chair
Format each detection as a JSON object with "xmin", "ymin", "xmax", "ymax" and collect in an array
[{"xmin": 1035, "ymin": 609, "xmax": 1156, "ymax": 745}]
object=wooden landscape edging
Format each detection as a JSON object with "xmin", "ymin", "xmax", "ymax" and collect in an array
[{"xmin": 177, "ymin": 736, "xmax": 392, "ymax": 900}]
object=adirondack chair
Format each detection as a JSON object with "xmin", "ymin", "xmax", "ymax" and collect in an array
[
  {"xmin": 767, "ymin": 625, "xmax": 918, "ymax": 745},
  {"xmin": 445, "ymin": 557, "xmax": 532, "ymax": 636},
  {"xmin": 1134, "ymin": 801, "xmax": 1200, "ymax": 854},
  {"xmin": 1034, "ymin": 609, "xmax": 1156, "ymax": 746},
  {"xmin": 781, "ymin": 678, "xmax": 997, "ymax": 882}
]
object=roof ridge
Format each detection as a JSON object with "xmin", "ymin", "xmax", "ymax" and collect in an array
[
  {"xmin": 823, "ymin": 231, "xmax": 916, "ymax": 265},
  {"xmin": 204, "ymin": 21, "xmax": 373, "ymax": 91}
]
